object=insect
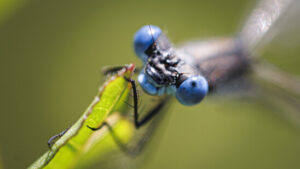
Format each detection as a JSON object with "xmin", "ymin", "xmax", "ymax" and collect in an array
[
  {"xmin": 133, "ymin": 0, "xmax": 297, "ymax": 106},
  {"xmin": 84, "ymin": 0, "xmax": 300, "ymax": 158},
  {"xmin": 49, "ymin": 0, "xmax": 300, "ymax": 158},
  {"xmin": 100, "ymin": 0, "xmax": 299, "ymax": 142}
]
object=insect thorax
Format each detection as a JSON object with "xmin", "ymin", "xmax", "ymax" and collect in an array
[
  {"xmin": 144, "ymin": 32, "xmax": 202, "ymax": 88},
  {"xmin": 145, "ymin": 51, "xmax": 183, "ymax": 86}
]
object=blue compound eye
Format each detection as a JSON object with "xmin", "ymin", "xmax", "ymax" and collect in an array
[
  {"xmin": 175, "ymin": 75, "xmax": 208, "ymax": 106},
  {"xmin": 134, "ymin": 25, "xmax": 162, "ymax": 63},
  {"xmin": 137, "ymin": 72, "xmax": 158, "ymax": 95}
]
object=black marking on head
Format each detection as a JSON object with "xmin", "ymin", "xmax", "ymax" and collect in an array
[
  {"xmin": 143, "ymin": 30, "xmax": 185, "ymax": 87},
  {"xmin": 191, "ymin": 81, "xmax": 196, "ymax": 87},
  {"xmin": 148, "ymin": 25, "xmax": 156, "ymax": 46},
  {"xmin": 144, "ymin": 25, "xmax": 159, "ymax": 57},
  {"xmin": 144, "ymin": 40, "xmax": 158, "ymax": 58},
  {"xmin": 175, "ymin": 74, "xmax": 188, "ymax": 88}
]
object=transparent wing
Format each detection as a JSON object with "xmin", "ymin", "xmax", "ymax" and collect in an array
[
  {"xmin": 250, "ymin": 61, "xmax": 300, "ymax": 127},
  {"xmin": 246, "ymin": 0, "xmax": 300, "ymax": 124},
  {"xmin": 177, "ymin": 0, "xmax": 300, "ymax": 126},
  {"xmin": 177, "ymin": 0, "xmax": 298, "ymax": 60},
  {"xmin": 239, "ymin": 0, "xmax": 300, "ymax": 103},
  {"xmin": 239, "ymin": 0, "xmax": 294, "ymax": 54},
  {"xmin": 125, "ymin": 92, "xmax": 171, "ymax": 156},
  {"xmin": 97, "ymin": 88, "xmax": 172, "ymax": 169}
]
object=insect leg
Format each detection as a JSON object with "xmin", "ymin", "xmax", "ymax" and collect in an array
[
  {"xmin": 125, "ymin": 98, "xmax": 168, "ymax": 156},
  {"xmin": 47, "ymin": 126, "xmax": 71, "ymax": 149},
  {"xmin": 125, "ymin": 77, "xmax": 165, "ymax": 129},
  {"xmin": 86, "ymin": 99, "xmax": 168, "ymax": 156},
  {"xmin": 102, "ymin": 66, "xmax": 141, "ymax": 76},
  {"xmin": 87, "ymin": 121, "xmax": 131, "ymax": 153},
  {"xmin": 86, "ymin": 122, "xmax": 107, "ymax": 131}
]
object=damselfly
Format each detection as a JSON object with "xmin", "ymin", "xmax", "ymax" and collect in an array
[
  {"xmin": 93, "ymin": 0, "xmax": 300, "ymax": 156},
  {"xmin": 133, "ymin": 0, "xmax": 298, "ymax": 106},
  {"xmin": 50, "ymin": 0, "xmax": 300, "ymax": 161}
]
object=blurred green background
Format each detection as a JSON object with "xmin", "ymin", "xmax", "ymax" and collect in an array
[{"xmin": 0, "ymin": 0, "xmax": 300, "ymax": 169}]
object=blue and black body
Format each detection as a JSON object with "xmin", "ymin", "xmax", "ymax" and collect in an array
[
  {"xmin": 134, "ymin": 25, "xmax": 249, "ymax": 106},
  {"xmin": 89, "ymin": 0, "xmax": 294, "ymax": 155},
  {"xmin": 48, "ymin": 0, "xmax": 295, "ymax": 156}
]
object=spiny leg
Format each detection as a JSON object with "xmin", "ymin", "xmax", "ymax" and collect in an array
[
  {"xmin": 47, "ymin": 126, "xmax": 71, "ymax": 149},
  {"xmin": 86, "ymin": 98, "xmax": 168, "ymax": 156},
  {"xmin": 127, "ymin": 98, "xmax": 168, "ymax": 156},
  {"xmin": 86, "ymin": 122, "xmax": 106, "ymax": 131},
  {"xmin": 87, "ymin": 122, "xmax": 130, "ymax": 154},
  {"xmin": 87, "ymin": 76, "xmax": 168, "ymax": 156},
  {"xmin": 102, "ymin": 65, "xmax": 141, "ymax": 76},
  {"xmin": 124, "ymin": 77, "xmax": 163, "ymax": 129}
]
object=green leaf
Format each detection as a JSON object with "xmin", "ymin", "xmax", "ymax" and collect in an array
[{"xmin": 28, "ymin": 64, "xmax": 136, "ymax": 169}]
